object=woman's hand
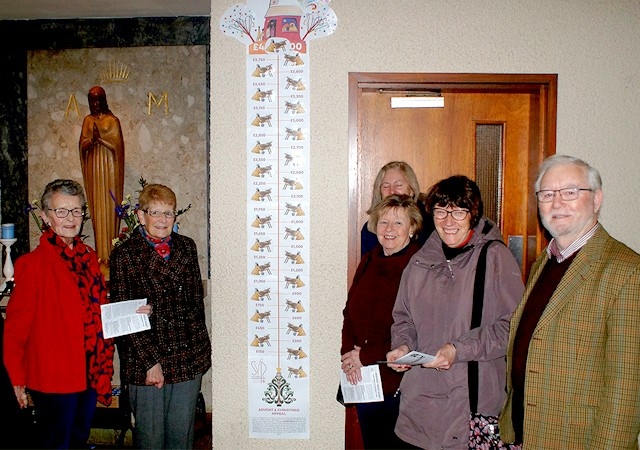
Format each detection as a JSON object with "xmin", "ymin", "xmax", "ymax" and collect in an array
[
  {"xmin": 386, "ymin": 345, "xmax": 411, "ymax": 372},
  {"xmin": 13, "ymin": 385, "xmax": 28, "ymax": 409},
  {"xmin": 422, "ymin": 343, "xmax": 456, "ymax": 370},
  {"xmin": 146, "ymin": 363, "xmax": 165, "ymax": 388},
  {"xmin": 136, "ymin": 304, "xmax": 152, "ymax": 316},
  {"xmin": 341, "ymin": 346, "xmax": 363, "ymax": 384}
]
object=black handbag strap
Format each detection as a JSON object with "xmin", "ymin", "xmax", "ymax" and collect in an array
[{"xmin": 468, "ymin": 239, "xmax": 503, "ymax": 413}]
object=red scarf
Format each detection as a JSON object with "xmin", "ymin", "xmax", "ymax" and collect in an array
[
  {"xmin": 139, "ymin": 226, "xmax": 172, "ymax": 260},
  {"xmin": 44, "ymin": 228, "xmax": 114, "ymax": 406}
]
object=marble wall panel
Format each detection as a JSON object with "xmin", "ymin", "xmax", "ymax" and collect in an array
[{"xmin": 27, "ymin": 46, "xmax": 209, "ymax": 276}]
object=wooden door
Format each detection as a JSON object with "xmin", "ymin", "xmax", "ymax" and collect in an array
[
  {"xmin": 345, "ymin": 73, "xmax": 556, "ymax": 449},
  {"xmin": 348, "ymin": 73, "xmax": 557, "ymax": 284}
]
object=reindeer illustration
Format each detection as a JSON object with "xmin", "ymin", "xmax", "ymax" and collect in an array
[
  {"xmin": 285, "ymin": 299, "xmax": 304, "ymax": 312},
  {"xmin": 252, "ymin": 188, "xmax": 272, "ymax": 202},
  {"xmin": 251, "ymin": 113, "xmax": 272, "ymax": 127},
  {"xmin": 251, "ymin": 309, "xmax": 271, "ymax": 323},
  {"xmin": 252, "ymin": 334, "xmax": 271, "ymax": 347},
  {"xmin": 284, "ymin": 226, "xmax": 303, "ymax": 240},
  {"xmin": 284, "ymin": 275, "xmax": 304, "ymax": 288},
  {"xmin": 251, "ymin": 215, "xmax": 272, "ymax": 228},
  {"xmin": 287, "ymin": 366, "xmax": 307, "ymax": 378},
  {"xmin": 284, "ymin": 127, "xmax": 304, "ymax": 140},
  {"xmin": 287, "ymin": 347, "xmax": 307, "ymax": 360},
  {"xmin": 250, "ymin": 238, "xmax": 271, "ymax": 252},
  {"xmin": 284, "ymin": 53, "xmax": 304, "ymax": 66},
  {"xmin": 284, "ymin": 251, "xmax": 303, "ymax": 264},
  {"xmin": 252, "ymin": 262, "xmax": 272, "ymax": 276},
  {"xmin": 252, "ymin": 287, "xmax": 272, "ymax": 302},
  {"xmin": 253, "ymin": 64, "xmax": 273, "ymax": 77},
  {"xmin": 286, "ymin": 323, "xmax": 306, "ymax": 336},
  {"xmin": 252, "ymin": 88, "xmax": 273, "ymax": 102},
  {"xmin": 284, "ymin": 203, "xmax": 302, "ymax": 216},
  {"xmin": 252, "ymin": 141, "xmax": 273, "ymax": 154},
  {"xmin": 285, "ymin": 77, "xmax": 305, "ymax": 90},
  {"xmin": 252, "ymin": 164, "xmax": 272, "ymax": 178},
  {"xmin": 284, "ymin": 100, "xmax": 304, "ymax": 114}
]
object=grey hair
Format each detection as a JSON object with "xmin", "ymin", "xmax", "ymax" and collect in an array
[
  {"xmin": 534, "ymin": 154, "xmax": 602, "ymax": 192},
  {"xmin": 41, "ymin": 179, "xmax": 86, "ymax": 210}
]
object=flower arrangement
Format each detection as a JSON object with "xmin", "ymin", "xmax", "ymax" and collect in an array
[
  {"xmin": 111, "ymin": 177, "xmax": 192, "ymax": 247},
  {"xmin": 25, "ymin": 200, "xmax": 44, "ymax": 233}
]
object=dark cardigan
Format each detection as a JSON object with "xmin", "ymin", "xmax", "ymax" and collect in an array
[{"xmin": 341, "ymin": 241, "xmax": 421, "ymax": 395}]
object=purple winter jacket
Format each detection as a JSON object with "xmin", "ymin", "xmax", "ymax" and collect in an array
[{"xmin": 391, "ymin": 218, "xmax": 524, "ymax": 449}]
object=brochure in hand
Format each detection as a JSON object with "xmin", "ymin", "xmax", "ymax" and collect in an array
[{"xmin": 378, "ymin": 350, "xmax": 436, "ymax": 366}]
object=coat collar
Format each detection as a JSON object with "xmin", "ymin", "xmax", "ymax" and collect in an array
[{"xmin": 521, "ymin": 223, "xmax": 609, "ymax": 330}]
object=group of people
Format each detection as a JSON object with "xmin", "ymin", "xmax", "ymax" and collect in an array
[
  {"xmin": 2, "ymin": 153, "xmax": 638, "ymax": 450},
  {"xmin": 342, "ymin": 156, "xmax": 640, "ymax": 449},
  {"xmin": 2, "ymin": 180, "xmax": 210, "ymax": 449}
]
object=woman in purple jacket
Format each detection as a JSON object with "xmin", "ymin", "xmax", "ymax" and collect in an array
[{"xmin": 387, "ymin": 176, "xmax": 524, "ymax": 449}]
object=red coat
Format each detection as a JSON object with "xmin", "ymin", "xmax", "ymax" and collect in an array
[{"xmin": 3, "ymin": 235, "xmax": 103, "ymax": 393}]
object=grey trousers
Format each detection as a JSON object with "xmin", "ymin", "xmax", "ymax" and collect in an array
[{"xmin": 129, "ymin": 373, "xmax": 203, "ymax": 449}]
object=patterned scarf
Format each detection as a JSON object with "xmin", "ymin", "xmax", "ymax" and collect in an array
[
  {"xmin": 44, "ymin": 228, "xmax": 114, "ymax": 406},
  {"xmin": 139, "ymin": 226, "xmax": 172, "ymax": 260}
]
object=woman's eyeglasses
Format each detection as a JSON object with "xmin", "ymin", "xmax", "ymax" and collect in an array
[
  {"xmin": 432, "ymin": 208, "xmax": 469, "ymax": 221},
  {"xmin": 143, "ymin": 210, "xmax": 177, "ymax": 218},
  {"xmin": 48, "ymin": 208, "xmax": 85, "ymax": 218}
]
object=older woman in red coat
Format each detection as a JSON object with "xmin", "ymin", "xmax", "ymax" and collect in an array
[{"xmin": 4, "ymin": 179, "xmax": 118, "ymax": 448}]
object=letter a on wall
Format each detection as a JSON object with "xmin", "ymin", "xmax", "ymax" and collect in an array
[{"xmin": 220, "ymin": 0, "xmax": 336, "ymax": 440}]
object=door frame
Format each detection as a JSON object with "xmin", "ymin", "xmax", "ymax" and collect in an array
[{"xmin": 348, "ymin": 72, "xmax": 557, "ymax": 283}]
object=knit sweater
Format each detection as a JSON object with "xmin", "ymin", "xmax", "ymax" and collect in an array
[{"xmin": 341, "ymin": 241, "xmax": 421, "ymax": 394}]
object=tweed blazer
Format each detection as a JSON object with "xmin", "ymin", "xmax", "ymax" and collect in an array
[
  {"xmin": 109, "ymin": 230, "xmax": 211, "ymax": 386},
  {"xmin": 499, "ymin": 225, "xmax": 640, "ymax": 449}
]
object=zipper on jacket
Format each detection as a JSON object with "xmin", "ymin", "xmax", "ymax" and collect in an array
[{"xmin": 445, "ymin": 260, "xmax": 454, "ymax": 278}]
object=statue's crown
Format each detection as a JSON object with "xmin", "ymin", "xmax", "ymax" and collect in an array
[{"xmin": 100, "ymin": 60, "xmax": 129, "ymax": 84}]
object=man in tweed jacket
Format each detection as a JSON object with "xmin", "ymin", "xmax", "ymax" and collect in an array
[{"xmin": 499, "ymin": 155, "xmax": 640, "ymax": 449}]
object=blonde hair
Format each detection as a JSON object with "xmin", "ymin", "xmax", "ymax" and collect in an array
[
  {"xmin": 367, "ymin": 195, "xmax": 423, "ymax": 236},
  {"xmin": 367, "ymin": 161, "xmax": 421, "ymax": 214}
]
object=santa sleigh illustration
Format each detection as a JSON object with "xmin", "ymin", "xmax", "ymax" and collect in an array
[
  {"xmin": 251, "ymin": 113, "xmax": 272, "ymax": 127},
  {"xmin": 284, "ymin": 202, "xmax": 305, "ymax": 216}
]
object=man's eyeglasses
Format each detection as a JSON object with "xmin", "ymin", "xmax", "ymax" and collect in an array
[
  {"xmin": 535, "ymin": 188, "xmax": 593, "ymax": 203},
  {"xmin": 432, "ymin": 208, "xmax": 469, "ymax": 221},
  {"xmin": 143, "ymin": 210, "xmax": 177, "ymax": 218},
  {"xmin": 48, "ymin": 208, "xmax": 85, "ymax": 218}
]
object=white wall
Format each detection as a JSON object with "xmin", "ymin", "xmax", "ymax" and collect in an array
[{"xmin": 209, "ymin": 1, "xmax": 640, "ymax": 448}]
